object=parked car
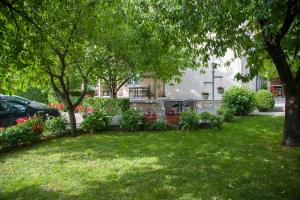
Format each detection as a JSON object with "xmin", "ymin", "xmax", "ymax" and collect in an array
[{"xmin": 0, "ymin": 96, "xmax": 60, "ymax": 127}]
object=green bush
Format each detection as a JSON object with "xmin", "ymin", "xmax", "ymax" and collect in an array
[
  {"xmin": 200, "ymin": 112, "xmax": 212, "ymax": 123},
  {"xmin": 15, "ymin": 87, "xmax": 48, "ymax": 104},
  {"xmin": 120, "ymin": 109, "xmax": 141, "ymax": 131},
  {"xmin": 217, "ymin": 106, "xmax": 235, "ymax": 122},
  {"xmin": 144, "ymin": 120, "xmax": 169, "ymax": 131},
  {"xmin": 208, "ymin": 115, "xmax": 224, "ymax": 129},
  {"xmin": 83, "ymin": 98, "xmax": 130, "ymax": 116},
  {"xmin": 80, "ymin": 112, "xmax": 111, "ymax": 133},
  {"xmin": 179, "ymin": 109, "xmax": 199, "ymax": 130},
  {"xmin": 255, "ymin": 90, "xmax": 275, "ymax": 111},
  {"xmin": 45, "ymin": 117, "xmax": 69, "ymax": 136},
  {"xmin": 222, "ymin": 86, "xmax": 255, "ymax": 116},
  {"xmin": 0, "ymin": 116, "xmax": 43, "ymax": 147}
]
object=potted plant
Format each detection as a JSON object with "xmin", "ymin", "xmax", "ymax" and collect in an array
[
  {"xmin": 202, "ymin": 92, "xmax": 210, "ymax": 100},
  {"xmin": 142, "ymin": 112, "xmax": 157, "ymax": 124},
  {"xmin": 165, "ymin": 110, "xmax": 180, "ymax": 125},
  {"xmin": 217, "ymin": 86, "xmax": 224, "ymax": 94}
]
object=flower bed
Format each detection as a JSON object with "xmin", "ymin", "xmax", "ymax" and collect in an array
[{"xmin": 0, "ymin": 116, "xmax": 44, "ymax": 147}]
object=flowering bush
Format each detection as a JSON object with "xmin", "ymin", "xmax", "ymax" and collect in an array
[
  {"xmin": 48, "ymin": 103, "xmax": 65, "ymax": 111},
  {"xmin": 0, "ymin": 116, "xmax": 44, "ymax": 147},
  {"xmin": 75, "ymin": 105, "xmax": 94, "ymax": 113}
]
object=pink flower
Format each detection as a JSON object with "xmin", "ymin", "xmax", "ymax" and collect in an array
[{"xmin": 86, "ymin": 107, "xmax": 94, "ymax": 113}]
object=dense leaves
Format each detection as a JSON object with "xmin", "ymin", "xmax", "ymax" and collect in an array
[{"xmin": 222, "ymin": 86, "xmax": 256, "ymax": 116}]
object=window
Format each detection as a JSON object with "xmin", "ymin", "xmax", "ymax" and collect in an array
[
  {"xmin": 127, "ymin": 76, "xmax": 141, "ymax": 86},
  {"xmin": 0, "ymin": 101, "xmax": 26, "ymax": 112}
]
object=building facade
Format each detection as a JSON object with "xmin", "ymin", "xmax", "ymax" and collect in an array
[{"xmin": 96, "ymin": 50, "xmax": 260, "ymax": 100}]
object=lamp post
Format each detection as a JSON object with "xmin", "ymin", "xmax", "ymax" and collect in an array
[{"xmin": 204, "ymin": 62, "xmax": 223, "ymax": 114}]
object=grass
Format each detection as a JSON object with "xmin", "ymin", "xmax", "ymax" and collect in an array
[{"xmin": 0, "ymin": 116, "xmax": 299, "ymax": 200}]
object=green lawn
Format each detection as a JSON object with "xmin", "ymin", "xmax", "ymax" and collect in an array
[{"xmin": 0, "ymin": 116, "xmax": 299, "ymax": 200}]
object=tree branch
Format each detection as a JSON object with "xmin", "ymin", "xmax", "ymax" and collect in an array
[
  {"xmin": 276, "ymin": 0, "xmax": 297, "ymax": 42},
  {"xmin": 116, "ymin": 74, "xmax": 136, "ymax": 92},
  {"xmin": 0, "ymin": 0, "xmax": 41, "ymax": 30},
  {"xmin": 74, "ymin": 65, "xmax": 89, "ymax": 107}
]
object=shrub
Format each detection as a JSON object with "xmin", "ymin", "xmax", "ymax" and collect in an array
[
  {"xmin": 217, "ymin": 106, "xmax": 235, "ymax": 122},
  {"xmin": 208, "ymin": 115, "xmax": 224, "ymax": 129},
  {"xmin": 179, "ymin": 109, "xmax": 199, "ymax": 130},
  {"xmin": 83, "ymin": 98, "xmax": 130, "ymax": 116},
  {"xmin": 0, "ymin": 116, "xmax": 43, "ymax": 147},
  {"xmin": 15, "ymin": 87, "xmax": 48, "ymax": 104},
  {"xmin": 222, "ymin": 86, "xmax": 255, "ymax": 116},
  {"xmin": 200, "ymin": 112, "xmax": 212, "ymax": 123},
  {"xmin": 45, "ymin": 117, "xmax": 68, "ymax": 136},
  {"xmin": 80, "ymin": 112, "xmax": 111, "ymax": 133},
  {"xmin": 120, "ymin": 109, "xmax": 141, "ymax": 131},
  {"xmin": 144, "ymin": 121, "xmax": 169, "ymax": 131},
  {"xmin": 254, "ymin": 90, "xmax": 275, "ymax": 111}
]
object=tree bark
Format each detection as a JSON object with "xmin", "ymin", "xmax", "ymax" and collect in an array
[
  {"xmin": 110, "ymin": 88, "xmax": 118, "ymax": 98},
  {"xmin": 67, "ymin": 106, "xmax": 77, "ymax": 136},
  {"xmin": 283, "ymin": 93, "xmax": 300, "ymax": 146},
  {"xmin": 266, "ymin": 43, "xmax": 300, "ymax": 146}
]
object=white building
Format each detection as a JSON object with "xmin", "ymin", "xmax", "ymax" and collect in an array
[{"xmin": 96, "ymin": 50, "xmax": 259, "ymax": 101}]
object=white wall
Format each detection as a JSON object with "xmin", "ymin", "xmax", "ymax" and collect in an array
[{"xmin": 165, "ymin": 50, "xmax": 256, "ymax": 100}]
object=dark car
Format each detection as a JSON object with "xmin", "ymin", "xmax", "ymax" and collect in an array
[{"xmin": 0, "ymin": 96, "xmax": 60, "ymax": 127}]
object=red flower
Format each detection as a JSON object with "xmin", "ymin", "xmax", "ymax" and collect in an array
[
  {"xmin": 36, "ymin": 124, "xmax": 43, "ymax": 129},
  {"xmin": 75, "ymin": 105, "xmax": 85, "ymax": 113},
  {"xmin": 16, "ymin": 117, "xmax": 30, "ymax": 124},
  {"xmin": 48, "ymin": 103, "xmax": 64, "ymax": 110},
  {"xmin": 86, "ymin": 107, "xmax": 94, "ymax": 113}
]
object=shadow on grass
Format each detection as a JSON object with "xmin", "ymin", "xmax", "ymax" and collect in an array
[{"xmin": 0, "ymin": 116, "xmax": 299, "ymax": 199}]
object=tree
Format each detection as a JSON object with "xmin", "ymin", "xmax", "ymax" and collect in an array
[
  {"xmin": 1, "ymin": 0, "xmax": 105, "ymax": 135},
  {"xmin": 96, "ymin": 56, "xmax": 137, "ymax": 98},
  {"xmin": 142, "ymin": 0, "xmax": 299, "ymax": 146},
  {"xmin": 90, "ymin": 0, "xmax": 195, "ymax": 98}
]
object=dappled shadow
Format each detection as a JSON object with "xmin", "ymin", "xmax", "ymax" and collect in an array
[{"xmin": 0, "ymin": 116, "xmax": 299, "ymax": 199}]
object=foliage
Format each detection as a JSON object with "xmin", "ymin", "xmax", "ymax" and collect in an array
[
  {"xmin": 80, "ymin": 112, "xmax": 111, "ymax": 134},
  {"xmin": 179, "ymin": 109, "xmax": 199, "ymax": 130},
  {"xmin": 45, "ymin": 117, "xmax": 69, "ymax": 136},
  {"xmin": 208, "ymin": 115, "xmax": 224, "ymax": 129},
  {"xmin": 200, "ymin": 112, "xmax": 212, "ymax": 123},
  {"xmin": 120, "ymin": 109, "xmax": 141, "ymax": 132},
  {"xmin": 0, "ymin": 116, "xmax": 43, "ymax": 147},
  {"xmin": 15, "ymin": 87, "xmax": 48, "ymax": 104},
  {"xmin": 217, "ymin": 106, "xmax": 235, "ymax": 122},
  {"xmin": 255, "ymin": 90, "xmax": 275, "ymax": 112},
  {"xmin": 144, "ymin": 120, "xmax": 169, "ymax": 131},
  {"xmin": 222, "ymin": 86, "xmax": 256, "ymax": 116},
  {"xmin": 83, "ymin": 98, "xmax": 130, "ymax": 116}
]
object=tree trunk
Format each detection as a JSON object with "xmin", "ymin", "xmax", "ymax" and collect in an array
[
  {"xmin": 67, "ymin": 107, "xmax": 77, "ymax": 136},
  {"xmin": 282, "ymin": 93, "xmax": 300, "ymax": 146},
  {"xmin": 110, "ymin": 88, "xmax": 118, "ymax": 98},
  {"xmin": 266, "ymin": 43, "xmax": 300, "ymax": 146}
]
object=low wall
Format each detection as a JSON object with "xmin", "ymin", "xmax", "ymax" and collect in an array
[{"xmin": 130, "ymin": 99, "xmax": 222, "ymax": 114}]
